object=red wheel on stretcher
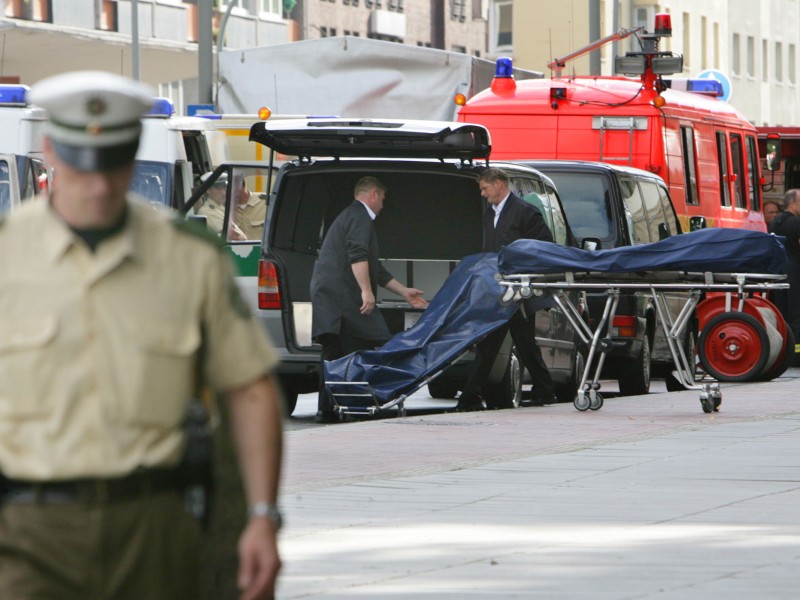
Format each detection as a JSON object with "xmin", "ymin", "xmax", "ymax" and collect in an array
[
  {"xmin": 696, "ymin": 295, "xmax": 789, "ymax": 382},
  {"xmin": 697, "ymin": 312, "xmax": 770, "ymax": 382}
]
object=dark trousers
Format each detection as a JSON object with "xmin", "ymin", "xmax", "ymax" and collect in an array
[
  {"xmin": 317, "ymin": 332, "xmax": 382, "ymax": 414},
  {"xmin": 0, "ymin": 492, "xmax": 200, "ymax": 600},
  {"xmin": 462, "ymin": 310, "xmax": 554, "ymax": 402}
]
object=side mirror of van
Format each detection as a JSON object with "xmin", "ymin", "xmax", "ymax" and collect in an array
[
  {"xmin": 765, "ymin": 135, "xmax": 782, "ymax": 172},
  {"xmin": 582, "ymin": 238, "xmax": 601, "ymax": 251},
  {"xmin": 689, "ymin": 216, "xmax": 707, "ymax": 231}
]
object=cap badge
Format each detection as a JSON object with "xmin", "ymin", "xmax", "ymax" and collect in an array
[{"xmin": 86, "ymin": 96, "xmax": 107, "ymax": 116}]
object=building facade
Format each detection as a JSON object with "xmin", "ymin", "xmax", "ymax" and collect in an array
[{"xmin": 506, "ymin": 0, "xmax": 800, "ymax": 126}]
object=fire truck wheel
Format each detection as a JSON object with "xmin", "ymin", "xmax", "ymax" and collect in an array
[{"xmin": 698, "ymin": 312, "xmax": 770, "ymax": 382}]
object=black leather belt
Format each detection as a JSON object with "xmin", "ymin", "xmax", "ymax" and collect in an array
[{"xmin": 2, "ymin": 468, "xmax": 182, "ymax": 505}]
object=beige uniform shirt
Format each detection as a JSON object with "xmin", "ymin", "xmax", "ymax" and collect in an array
[
  {"xmin": 0, "ymin": 198, "xmax": 278, "ymax": 480},
  {"xmin": 233, "ymin": 193, "xmax": 267, "ymax": 241},
  {"xmin": 195, "ymin": 198, "xmax": 225, "ymax": 236}
]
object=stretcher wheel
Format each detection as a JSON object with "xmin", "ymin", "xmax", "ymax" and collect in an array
[
  {"xmin": 697, "ymin": 312, "xmax": 770, "ymax": 382},
  {"xmin": 589, "ymin": 392, "xmax": 603, "ymax": 410},
  {"xmin": 574, "ymin": 392, "xmax": 591, "ymax": 411}
]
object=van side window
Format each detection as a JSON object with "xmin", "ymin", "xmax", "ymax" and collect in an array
[
  {"xmin": 639, "ymin": 180, "xmax": 669, "ymax": 241},
  {"xmin": 543, "ymin": 171, "xmax": 614, "ymax": 247},
  {"xmin": 545, "ymin": 184, "xmax": 569, "ymax": 246},
  {"xmin": 620, "ymin": 177, "xmax": 649, "ymax": 244},
  {"xmin": 716, "ymin": 132, "xmax": 731, "ymax": 207},
  {"xmin": 0, "ymin": 160, "xmax": 9, "ymax": 213},
  {"xmin": 657, "ymin": 185, "xmax": 681, "ymax": 236},
  {"xmin": 680, "ymin": 126, "xmax": 699, "ymax": 206}
]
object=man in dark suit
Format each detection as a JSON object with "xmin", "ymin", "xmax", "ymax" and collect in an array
[
  {"xmin": 457, "ymin": 167, "xmax": 556, "ymax": 410},
  {"xmin": 311, "ymin": 176, "xmax": 428, "ymax": 422}
]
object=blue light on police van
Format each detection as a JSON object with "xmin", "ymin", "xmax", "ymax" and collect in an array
[
  {"xmin": 0, "ymin": 84, "xmax": 29, "ymax": 106},
  {"xmin": 686, "ymin": 79, "xmax": 723, "ymax": 96},
  {"xmin": 495, "ymin": 57, "xmax": 513, "ymax": 78},
  {"xmin": 146, "ymin": 97, "xmax": 175, "ymax": 117}
]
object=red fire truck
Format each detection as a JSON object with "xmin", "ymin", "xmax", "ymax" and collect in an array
[{"xmin": 458, "ymin": 14, "xmax": 765, "ymax": 233}]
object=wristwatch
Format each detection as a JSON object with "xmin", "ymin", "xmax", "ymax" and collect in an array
[{"xmin": 249, "ymin": 502, "xmax": 283, "ymax": 530}]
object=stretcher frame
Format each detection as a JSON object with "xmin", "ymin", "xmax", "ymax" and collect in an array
[
  {"xmin": 497, "ymin": 270, "xmax": 789, "ymax": 413},
  {"xmin": 325, "ymin": 349, "xmax": 476, "ymax": 419}
]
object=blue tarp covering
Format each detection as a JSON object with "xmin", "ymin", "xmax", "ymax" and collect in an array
[
  {"xmin": 324, "ymin": 253, "xmax": 518, "ymax": 404},
  {"xmin": 498, "ymin": 229, "xmax": 787, "ymax": 276}
]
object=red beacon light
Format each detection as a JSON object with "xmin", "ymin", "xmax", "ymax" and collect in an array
[
  {"xmin": 654, "ymin": 13, "xmax": 672, "ymax": 37},
  {"xmin": 491, "ymin": 57, "xmax": 517, "ymax": 96}
]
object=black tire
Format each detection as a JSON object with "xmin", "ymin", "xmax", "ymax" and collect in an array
[
  {"xmin": 485, "ymin": 348, "xmax": 521, "ymax": 409},
  {"xmin": 618, "ymin": 335, "xmax": 651, "ymax": 396},
  {"xmin": 277, "ymin": 375, "xmax": 299, "ymax": 416},
  {"xmin": 698, "ymin": 312, "xmax": 770, "ymax": 382},
  {"xmin": 756, "ymin": 327, "xmax": 795, "ymax": 381},
  {"xmin": 555, "ymin": 347, "xmax": 585, "ymax": 403},
  {"xmin": 427, "ymin": 379, "xmax": 460, "ymax": 399}
]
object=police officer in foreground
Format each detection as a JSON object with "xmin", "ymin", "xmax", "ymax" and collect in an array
[{"xmin": 0, "ymin": 72, "xmax": 283, "ymax": 600}]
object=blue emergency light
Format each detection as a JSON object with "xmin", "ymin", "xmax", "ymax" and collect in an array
[
  {"xmin": 0, "ymin": 84, "xmax": 29, "ymax": 106},
  {"xmin": 495, "ymin": 57, "xmax": 513, "ymax": 78},
  {"xmin": 146, "ymin": 97, "xmax": 175, "ymax": 117},
  {"xmin": 686, "ymin": 79, "xmax": 723, "ymax": 96}
]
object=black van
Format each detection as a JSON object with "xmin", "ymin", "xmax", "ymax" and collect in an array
[
  {"xmin": 521, "ymin": 160, "xmax": 686, "ymax": 396},
  {"xmin": 193, "ymin": 120, "xmax": 588, "ymax": 414}
]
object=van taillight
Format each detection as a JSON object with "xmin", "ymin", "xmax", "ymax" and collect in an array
[
  {"xmin": 258, "ymin": 260, "xmax": 281, "ymax": 309},
  {"xmin": 612, "ymin": 315, "xmax": 637, "ymax": 338}
]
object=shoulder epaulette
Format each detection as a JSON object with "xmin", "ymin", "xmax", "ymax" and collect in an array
[{"xmin": 171, "ymin": 216, "xmax": 226, "ymax": 250}]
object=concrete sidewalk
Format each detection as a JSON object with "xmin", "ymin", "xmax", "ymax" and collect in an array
[{"xmin": 276, "ymin": 371, "xmax": 800, "ymax": 599}]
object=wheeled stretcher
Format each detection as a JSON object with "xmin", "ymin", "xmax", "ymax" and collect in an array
[
  {"xmin": 496, "ymin": 228, "xmax": 790, "ymax": 413},
  {"xmin": 323, "ymin": 253, "xmax": 521, "ymax": 418}
]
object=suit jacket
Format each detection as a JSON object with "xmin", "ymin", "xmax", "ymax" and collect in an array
[
  {"xmin": 483, "ymin": 192, "xmax": 554, "ymax": 252},
  {"xmin": 310, "ymin": 201, "xmax": 394, "ymax": 341}
]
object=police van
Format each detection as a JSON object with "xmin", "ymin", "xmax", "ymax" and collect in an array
[
  {"xmin": 132, "ymin": 98, "xmax": 220, "ymax": 209},
  {"xmin": 0, "ymin": 85, "xmax": 49, "ymax": 212}
]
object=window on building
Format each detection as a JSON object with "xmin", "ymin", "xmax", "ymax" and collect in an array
[
  {"xmin": 451, "ymin": 0, "xmax": 467, "ymax": 21},
  {"xmin": 790, "ymin": 44, "xmax": 797, "ymax": 85},
  {"xmin": 491, "ymin": 0, "xmax": 512, "ymax": 52},
  {"xmin": 776, "ymin": 41, "xmax": 783, "ymax": 82},
  {"xmin": 763, "ymin": 39, "xmax": 769, "ymax": 82},
  {"xmin": 713, "ymin": 23, "xmax": 720, "ymax": 68},
  {"xmin": 683, "ymin": 12, "xmax": 690, "ymax": 68},
  {"xmin": 747, "ymin": 36, "xmax": 755, "ymax": 78},
  {"xmin": 451, "ymin": 45, "xmax": 467, "ymax": 54},
  {"xmin": 701, "ymin": 16, "xmax": 707, "ymax": 70},
  {"xmin": 732, "ymin": 33, "xmax": 740, "ymax": 75}
]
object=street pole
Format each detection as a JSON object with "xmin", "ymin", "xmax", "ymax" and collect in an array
[
  {"xmin": 131, "ymin": 0, "xmax": 140, "ymax": 80},
  {"xmin": 198, "ymin": 0, "xmax": 213, "ymax": 105}
]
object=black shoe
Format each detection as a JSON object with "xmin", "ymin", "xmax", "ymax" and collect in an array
[
  {"xmin": 315, "ymin": 411, "xmax": 340, "ymax": 424},
  {"xmin": 454, "ymin": 394, "xmax": 486, "ymax": 412},
  {"xmin": 523, "ymin": 394, "xmax": 557, "ymax": 407}
]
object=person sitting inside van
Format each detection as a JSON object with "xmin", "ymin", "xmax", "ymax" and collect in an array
[{"xmin": 196, "ymin": 171, "xmax": 245, "ymax": 241}]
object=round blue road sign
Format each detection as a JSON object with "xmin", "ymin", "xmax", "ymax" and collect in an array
[{"xmin": 695, "ymin": 69, "xmax": 732, "ymax": 102}]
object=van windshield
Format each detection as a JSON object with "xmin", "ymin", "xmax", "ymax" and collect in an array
[
  {"xmin": 130, "ymin": 161, "xmax": 172, "ymax": 206},
  {"xmin": 541, "ymin": 171, "xmax": 614, "ymax": 246}
]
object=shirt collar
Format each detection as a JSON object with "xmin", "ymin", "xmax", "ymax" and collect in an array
[
  {"xmin": 493, "ymin": 192, "xmax": 511, "ymax": 215},
  {"xmin": 357, "ymin": 199, "xmax": 377, "ymax": 220},
  {"xmin": 43, "ymin": 196, "xmax": 139, "ymax": 265}
]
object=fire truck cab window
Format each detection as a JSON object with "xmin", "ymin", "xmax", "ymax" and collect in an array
[
  {"xmin": 716, "ymin": 132, "xmax": 732, "ymax": 208},
  {"xmin": 680, "ymin": 126, "xmax": 699, "ymax": 206},
  {"xmin": 730, "ymin": 134, "xmax": 747, "ymax": 209},
  {"xmin": 746, "ymin": 135, "xmax": 761, "ymax": 211}
]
